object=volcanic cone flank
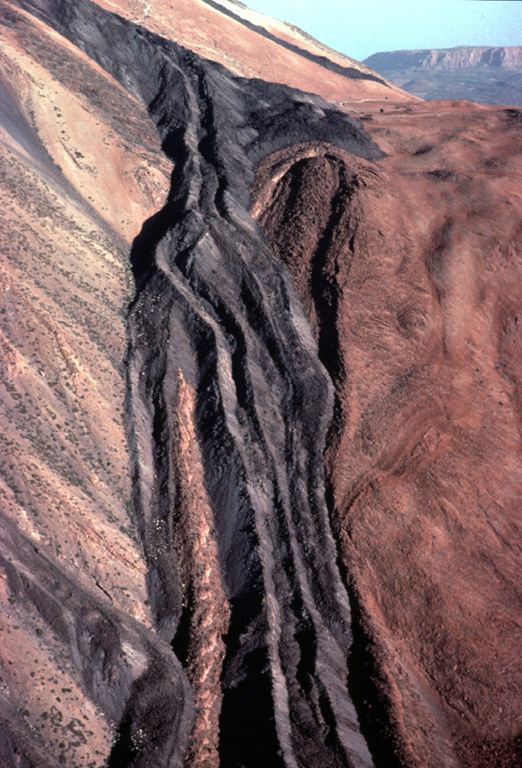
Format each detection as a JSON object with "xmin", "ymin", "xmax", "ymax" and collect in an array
[{"xmin": 1, "ymin": 0, "xmax": 521, "ymax": 767}]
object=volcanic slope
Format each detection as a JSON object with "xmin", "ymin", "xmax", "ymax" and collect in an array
[
  {"xmin": 87, "ymin": 0, "xmax": 408, "ymax": 104},
  {"xmin": 254, "ymin": 101, "xmax": 522, "ymax": 767},
  {"xmin": 1, "ymin": 0, "xmax": 522, "ymax": 767},
  {"xmin": 0, "ymin": 0, "xmax": 384, "ymax": 766}
]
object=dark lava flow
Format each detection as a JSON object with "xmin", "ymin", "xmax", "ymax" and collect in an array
[
  {"xmin": 200, "ymin": 0, "xmax": 387, "ymax": 87},
  {"xmin": 14, "ymin": 0, "xmax": 384, "ymax": 765}
]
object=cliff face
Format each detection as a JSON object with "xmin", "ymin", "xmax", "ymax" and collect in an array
[
  {"xmin": 1, "ymin": 1, "xmax": 522, "ymax": 768},
  {"xmin": 364, "ymin": 47, "xmax": 522, "ymax": 106},
  {"xmin": 365, "ymin": 47, "xmax": 522, "ymax": 71}
]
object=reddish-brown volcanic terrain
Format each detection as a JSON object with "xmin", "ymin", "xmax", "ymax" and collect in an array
[
  {"xmin": 254, "ymin": 100, "xmax": 522, "ymax": 767},
  {"xmin": 0, "ymin": 1, "xmax": 521, "ymax": 767}
]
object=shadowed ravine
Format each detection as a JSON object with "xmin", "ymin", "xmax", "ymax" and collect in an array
[{"xmin": 10, "ymin": 0, "xmax": 385, "ymax": 766}]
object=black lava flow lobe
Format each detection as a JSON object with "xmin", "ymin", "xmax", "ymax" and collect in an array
[{"xmin": 13, "ymin": 0, "xmax": 384, "ymax": 765}]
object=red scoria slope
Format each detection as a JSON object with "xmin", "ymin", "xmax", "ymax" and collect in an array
[
  {"xmin": 90, "ymin": 0, "xmax": 408, "ymax": 104},
  {"xmin": 0, "ymin": 0, "xmax": 521, "ymax": 766},
  {"xmin": 253, "ymin": 100, "xmax": 522, "ymax": 766}
]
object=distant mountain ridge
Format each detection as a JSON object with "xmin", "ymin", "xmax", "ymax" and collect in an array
[
  {"xmin": 364, "ymin": 46, "xmax": 522, "ymax": 105},
  {"xmin": 365, "ymin": 46, "xmax": 522, "ymax": 71}
]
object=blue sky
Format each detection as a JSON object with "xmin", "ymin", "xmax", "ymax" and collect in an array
[{"xmin": 243, "ymin": 1, "xmax": 522, "ymax": 62}]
